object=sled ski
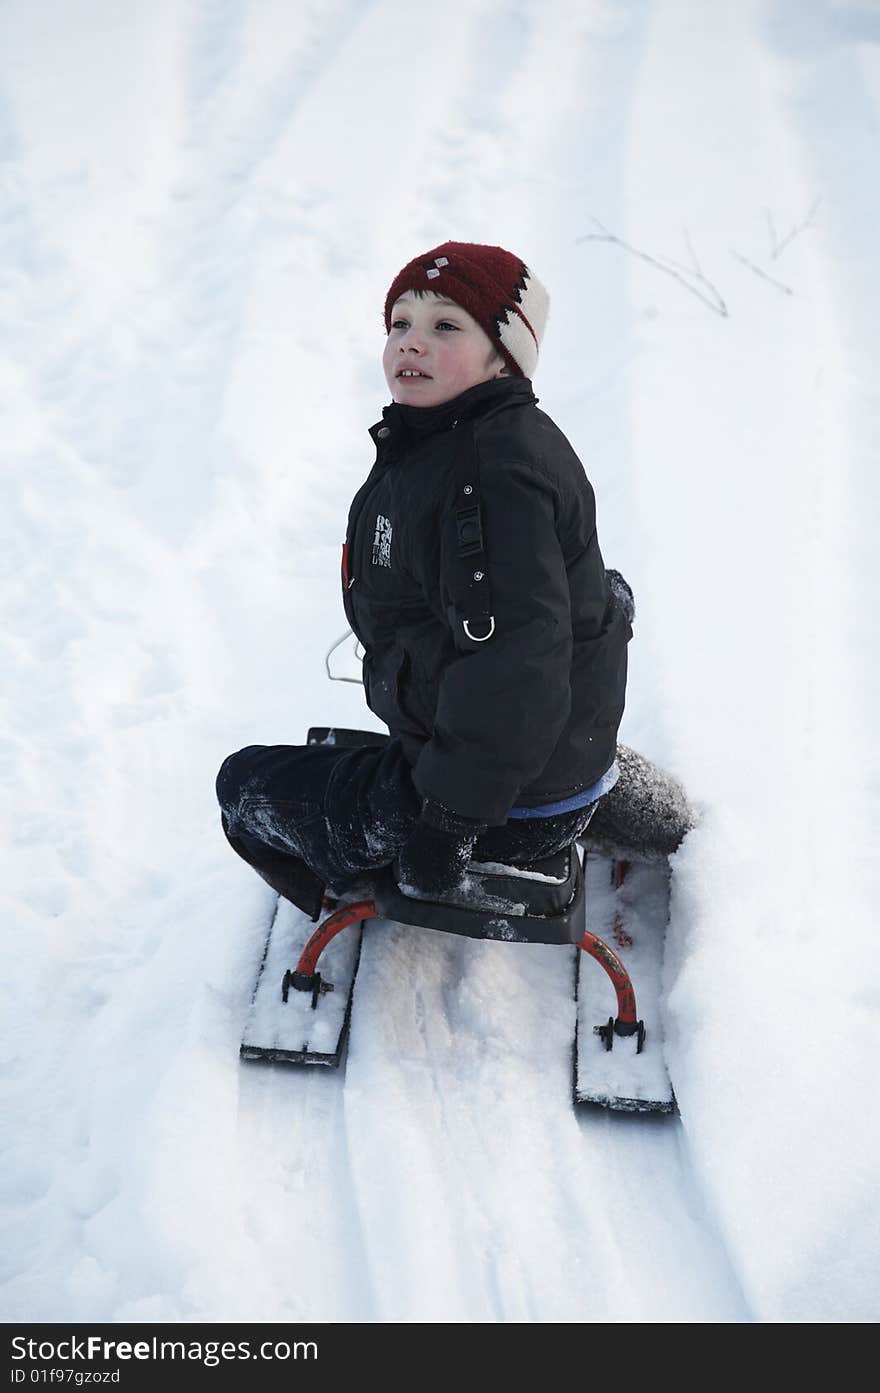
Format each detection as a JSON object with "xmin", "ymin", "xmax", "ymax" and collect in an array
[
  {"xmin": 573, "ymin": 855, "xmax": 676, "ymax": 1113},
  {"xmin": 240, "ymin": 895, "xmax": 363, "ymax": 1067}
]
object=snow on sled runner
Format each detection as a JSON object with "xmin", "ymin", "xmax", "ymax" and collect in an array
[
  {"xmin": 239, "ymin": 894, "xmax": 363, "ymax": 1067},
  {"xmin": 574, "ymin": 855, "xmax": 675, "ymax": 1113},
  {"xmin": 240, "ymin": 726, "xmax": 675, "ymax": 1113}
]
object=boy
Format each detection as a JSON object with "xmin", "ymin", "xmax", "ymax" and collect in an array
[{"xmin": 216, "ymin": 241, "xmax": 686, "ymax": 919}]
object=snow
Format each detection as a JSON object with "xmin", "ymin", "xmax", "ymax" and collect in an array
[
  {"xmin": 470, "ymin": 859, "xmax": 569, "ymax": 883},
  {"xmin": 2, "ymin": 0, "xmax": 878, "ymax": 1325}
]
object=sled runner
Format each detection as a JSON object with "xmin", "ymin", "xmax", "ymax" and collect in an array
[
  {"xmin": 239, "ymin": 894, "xmax": 363, "ymax": 1068},
  {"xmin": 575, "ymin": 856, "xmax": 676, "ymax": 1112},
  {"xmin": 239, "ymin": 727, "xmax": 675, "ymax": 1113}
]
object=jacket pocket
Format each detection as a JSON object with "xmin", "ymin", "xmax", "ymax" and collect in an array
[
  {"xmin": 363, "ymin": 648, "xmax": 401, "ymax": 730},
  {"xmin": 397, "ymin": 648, "xmax": 434, "ymax": 735},
  {"xmin": 364, "ymin": 647, "xmax": 432, "ymax": 737}
]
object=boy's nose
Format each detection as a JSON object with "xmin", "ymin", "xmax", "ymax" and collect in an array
[{"xmin": 399, "ymin": 328, "xmax": 426, "ymax": 352}]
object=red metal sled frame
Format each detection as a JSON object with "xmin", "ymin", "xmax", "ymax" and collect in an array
[
  {"xmin": 282, "ymin": 899, "xmax": 376, "ymax": 1008},
  {"xmin": 287, "ymin": 879, "xmax": 644, "ymax": 1051},
  {"xmin": 575, "ymin": 928, "xmax": 645, "ymax": 1051},
  {"xmin": 576, "ymin": 858, "xmax": 645, "ymax": 1051}
]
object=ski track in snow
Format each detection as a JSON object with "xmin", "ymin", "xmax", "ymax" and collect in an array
[{"xmin": 1, "ymin": 0, "xmax": 877, "ymax": 1322}]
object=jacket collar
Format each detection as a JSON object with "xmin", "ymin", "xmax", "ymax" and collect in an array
[{"xmin": 369, "ymin": 376, "xmax": 536, "ymax": 451}]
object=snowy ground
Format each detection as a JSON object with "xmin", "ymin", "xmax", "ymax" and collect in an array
[{"xmin": 2, "ymin": 0, "xmax": 878, "ymax": 1323}]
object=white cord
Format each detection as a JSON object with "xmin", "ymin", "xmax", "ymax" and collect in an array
[{"xmin": 324, "ymin": 627, "xmax": 365, "ymax": 684}]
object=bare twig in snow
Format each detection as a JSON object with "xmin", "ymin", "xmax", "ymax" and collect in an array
[
  {"xmin": 577, "ymin": 219, "xmax": 728, "ymax": 316},
  {"xmin": 650, "ymin": 227, "xmax": 704, "ymax": 279},
  {"xmin": 683, "ymin": 227, "xmax": 701, "ymax": 276},
  {"xmin": 766, "ymin": 198, "xmax": 821, "ymax": 260},
  {"xmin": 729, "ymin": 250, "xmax": 794, "ymax": 295}
]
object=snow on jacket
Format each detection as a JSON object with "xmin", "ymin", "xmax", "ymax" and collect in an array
[{"xmin": 341, "ymin": 376, "xmax": 631, "ymax": 825}]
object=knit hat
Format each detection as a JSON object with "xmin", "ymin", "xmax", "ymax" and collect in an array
[{"xmin": 384, "ymin": 241, "xmax": 549, "ymax": 379}]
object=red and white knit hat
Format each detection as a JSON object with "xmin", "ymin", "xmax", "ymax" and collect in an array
[{"xmin": 383, "ymin": 241, "xmax": 549, "ymax": 379}]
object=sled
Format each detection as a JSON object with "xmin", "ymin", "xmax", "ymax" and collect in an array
[{"xmin": 240, "ymin": 728, "xmax": 675, "ymax": 1112}]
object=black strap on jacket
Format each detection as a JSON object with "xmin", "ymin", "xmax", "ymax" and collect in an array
[{"xmin": 448, "ymin": 422, "xmax": 495, "ymax": 647}]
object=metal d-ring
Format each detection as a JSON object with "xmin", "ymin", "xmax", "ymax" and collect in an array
[{"xmin": 462, "ymin": 617, "xmax": 495, "ymax": 642}]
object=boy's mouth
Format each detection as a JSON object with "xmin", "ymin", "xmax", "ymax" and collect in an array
[{"xmin": 396, "ymin": 369, "xmax": 433, "ymax": 379}]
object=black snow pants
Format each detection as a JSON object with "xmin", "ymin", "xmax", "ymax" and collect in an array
[{"xmin": 215, "ymin": 738, "xmax": 598, "ymax": 918}]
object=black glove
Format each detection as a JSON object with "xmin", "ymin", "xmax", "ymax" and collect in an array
[
  {"xmin": 398, "ymin": 799, "xmax": 486, "ymax": 899},
  {"xmin": 606, "ymin": 568, "xmax": 635, "ymax": 624}
]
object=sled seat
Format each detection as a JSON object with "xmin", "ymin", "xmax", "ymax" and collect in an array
[{"xmin": 370, "ymin": 844, "xmax": 585, "ymax": 946}]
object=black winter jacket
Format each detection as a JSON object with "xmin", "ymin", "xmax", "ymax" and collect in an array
[{"xmin": 341, "ymin": 377, "xmax": 630, "ymax": 825}]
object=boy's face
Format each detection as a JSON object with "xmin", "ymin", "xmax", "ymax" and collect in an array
[{"xmin": 383, "ymin": 292, "xmax": 509, "ymax": 407}]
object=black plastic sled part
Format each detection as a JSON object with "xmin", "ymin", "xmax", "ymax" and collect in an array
[
  {"xmin": 239, "ymin": 1037, "xmax": 350, "ymax": 1068},
  {"xmin": 372, "ymin": 843, "xmax": 585, "ymax": 946}
]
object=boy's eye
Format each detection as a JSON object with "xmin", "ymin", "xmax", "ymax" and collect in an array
[
  {"xmin": 436, "ymin": 320, "xmax": 459, "ymax": 331},
  {"xmin": 390, "ymin": 318, "xmax": 409, "ymax": 330}
]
